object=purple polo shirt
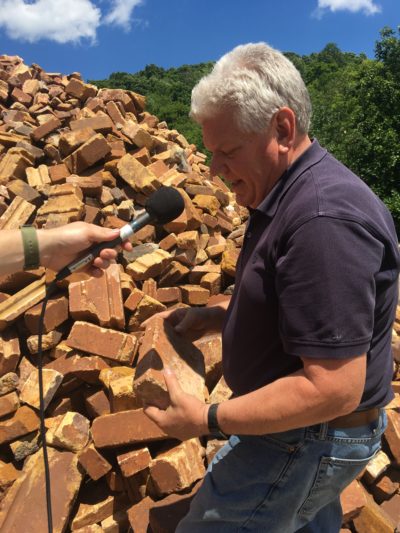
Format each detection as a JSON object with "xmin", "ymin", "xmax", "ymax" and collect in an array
[{"xmin": 222, "ymin": 140, "xmax": 400, "ymax": 409}]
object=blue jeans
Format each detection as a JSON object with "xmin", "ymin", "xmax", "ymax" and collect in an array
[{"xmin": 177, "ymin": 410, "xmax": 386, "ymax": 532}]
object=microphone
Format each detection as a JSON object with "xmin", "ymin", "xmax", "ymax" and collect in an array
[{"xmin": 53, "ymin": 186, "xmax": 185, "ymax": 283}]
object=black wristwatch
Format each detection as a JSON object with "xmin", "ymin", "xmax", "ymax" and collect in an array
[{"xmin": 207, "ymin": 403, "xmax": 229, "ymax": 440}]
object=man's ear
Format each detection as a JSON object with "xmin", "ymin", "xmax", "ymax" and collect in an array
[{"xmin": 274, "ymin": 107, "xmax": 296, "ymax": 153}]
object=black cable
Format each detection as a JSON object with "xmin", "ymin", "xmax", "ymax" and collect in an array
[{"xmin": 38, "ymin": 282, "xmax": 58, "ymax": 533}]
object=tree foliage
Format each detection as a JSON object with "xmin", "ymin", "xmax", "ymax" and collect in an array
[{"xmin": 90, "ymin": 28, "xmax": 400, "ymax": 231}]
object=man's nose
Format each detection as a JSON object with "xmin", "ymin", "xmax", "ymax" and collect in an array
[{"xmin": 210, "ymin": 155, "xmax": 227, "ymax": 178}]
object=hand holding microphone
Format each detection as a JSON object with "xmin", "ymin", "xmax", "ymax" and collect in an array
[{"xmin": 51, "ymin": 186, "xmax": 185, "ymax": 282}]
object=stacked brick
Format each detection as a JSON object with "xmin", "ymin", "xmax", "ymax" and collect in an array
[{"xmin": 0, "ymin": 54, "xmax": 399, "ymax": 532}]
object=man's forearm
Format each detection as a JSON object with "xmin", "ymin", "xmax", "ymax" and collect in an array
[{"xmin": 216, "ymin": 365, "xmax": 362, "ymax": 436}]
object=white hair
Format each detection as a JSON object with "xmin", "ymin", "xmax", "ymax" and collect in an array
[{"xmin": 191, "ymin": 43, "xmax": 312, "ymax": 134}]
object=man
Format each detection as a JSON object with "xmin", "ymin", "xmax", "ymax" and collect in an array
[{"xmin": 144, "ymin": 43, "xmax": 400, "ymax": 532}]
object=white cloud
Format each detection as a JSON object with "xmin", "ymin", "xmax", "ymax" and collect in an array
[
  {"xmin": 315, "ymin": 0, "xmax": 381, "ymax": 16},
  {"xmin": 0, "ymin": 0, "xmax": 145, "ymax": 44},
  {"xmin": 103, "ymin": 0, "xmax": 144, "ymax": 30}
]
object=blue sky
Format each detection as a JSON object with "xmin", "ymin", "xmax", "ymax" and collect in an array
[{"xmin": 0, "ymin": 0, "xmax": 398, "ymax": 81}]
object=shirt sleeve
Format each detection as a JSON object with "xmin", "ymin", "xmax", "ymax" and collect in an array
[{"xmin": 275, "ymin": 216, "xmax": 385, "ymax": 358}]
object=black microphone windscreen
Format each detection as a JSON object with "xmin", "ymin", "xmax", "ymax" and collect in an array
[{"xmin": 145, "ymin": 187, "xmax": 185, "ymax": 224}]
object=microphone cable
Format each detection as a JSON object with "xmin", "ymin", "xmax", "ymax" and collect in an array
[
  {"xmin": 33, "ymin": 186, "xmax": 185, "ymax": 533},
  {"xmin": 37, "ymin": 284, "xmax": 56, "ymax": 533}
]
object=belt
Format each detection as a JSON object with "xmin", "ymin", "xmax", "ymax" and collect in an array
[{"xmin": 328, "ymin": 408, "xmax": 380, "ymax": 429}]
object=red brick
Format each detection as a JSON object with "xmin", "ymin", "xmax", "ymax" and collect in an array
[
  {"xmin": 69, "ymin": 264, "xmax": 125, "ymax": 330},
  {"xmin": 92, "ymin": 409, "xmax": 167, "ymax": 448},
  {"xmin": 66, "ymin": 321, "xmax": 138, "ymax": 364},
  {"xmin": 31, "ymin": 116, "xmax": 61, "ymax": 142},
  {"xmin": 78, "ymin": 444, "xmax": 112, "ymax": 480},
  {"xmin": 24, "ymin": 295, "xmax": 68, "ymax": 334}
]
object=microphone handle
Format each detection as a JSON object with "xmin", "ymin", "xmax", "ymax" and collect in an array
[
  {"xmin": 54, "ymin": 211, "xmax": 153, "ymax": 283},
  {"xmin": 55, "ymin": 235, "xmax": 123, "ymax": 282}
]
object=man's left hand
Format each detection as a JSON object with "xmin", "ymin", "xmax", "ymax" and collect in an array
[{"xmin": 143, "ymin": 367, "xmax": 209, "ymax": 441}]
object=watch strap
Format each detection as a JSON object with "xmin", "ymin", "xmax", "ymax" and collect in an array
[
  {"xmin": 21, "ymin": 225, "xmax": 40, "ymax": 270},
  {"xmin": 207, "ymin": 403, "xmax": 229, "ymax": 439}
]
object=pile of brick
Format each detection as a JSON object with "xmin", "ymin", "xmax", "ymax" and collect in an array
[{"xmin": 0, "ymin": 54, "xmax": 399, "ymax": 532}]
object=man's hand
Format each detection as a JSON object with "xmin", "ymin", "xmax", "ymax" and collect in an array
[
  {"xmin": 143, "ymin": 367, "xmax": 209, "ymax": 441},
  {"xmin": 38, "ymin": 222, "xmax": 132, "ymax": 273},
  {"xmin": 143, "ymin": 305, "xmax": 227, "ymax": 342}
]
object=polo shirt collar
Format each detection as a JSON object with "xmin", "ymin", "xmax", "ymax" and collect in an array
[{"xmin": 254, "ymin": 138, "xmax": 327, "ymax": 219}]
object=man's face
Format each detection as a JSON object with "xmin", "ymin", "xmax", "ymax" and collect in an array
[{"xmin": 202, "ymin": 111, "xmax": 283, "ymax": 209}]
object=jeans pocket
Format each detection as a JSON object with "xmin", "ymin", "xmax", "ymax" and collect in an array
[{"xmin": 297, "ymin": 449, "xmax": 379, "ymax": 518}]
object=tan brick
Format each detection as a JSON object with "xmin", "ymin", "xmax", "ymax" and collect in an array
[
  {"xmin": 24, "ymin": 295, "xmax": 69, "ymax": 334},
  {"xmin": 158, "ymin": 260, "xmax": 190, "ymax": 287},
  {"xmin": 11, "ymin": 87, "xmax": 32, "ymax": 106},
  {"xmin": 221, "ymin": 244, "xmax": 240, "ymax": 277},
  {"xmin": 64, "ymin": 133, "xmax": 111, "ymax": 174},
  {"xmin": 48, "ymin": 162, "xmax": 70, "ymax": 183},
  {"xmin": 209, "ymin": 375, "xmax": 233, "ymax": 403},
  {"xmin": 0, "ymin": 277, "xmax": 46, "ymax": 332},
  {"xmin": 0, "ymin": 196, "xmax": 36, "ymax": 229},
  {"xmin": 200, "ymin": 271, "xmax": 222, "ymax": 295},
  {"xmin": 46, "ymin": 411, "xmax": 90, "ymax": 451},
  {"xmin": 0, "ymin": 152, "xmax": 32, "ymax": 185},
  {"xmin": 192, "ymin": 194, "xmax": 220, "ymax": 216},
  {"xmin": 188, "ymin": 264, "xmax": 221, "ymax": 284},
  {"xmin": 122, "ymin": 122, "xmax": 153, "ymax": 150},
  {"xmin": 69, "ymin": 264, "xmax": 125, "ymax": 330},
  {"xmin": 20, "ymin": 368, "xmax": 63, "ymax": 410},
  {"xmin": 363, "ymin": 450, "xmax": 391, "ymax": 484},
  {"xmin": 117, "ymin": 153, "xmax": 161, "ymax": 194},
  {"xmin": 195, "ymin": 334, "xmax": 223, "ymax": 391},
  {"xmin": 66, "ymin": 321, "xmax": 138, "ymax": 364},
  {"xmin": 70, "ymin": 115, "xmax": 114, "ymax": 134},
  {"xmin": 135, "ymin": 316, "xmax": 205, "ymax": 406},
  {"xmin": 134, "ymin": 367, "xmax": 169, "ymax": 409},
  {"xmin": 150, "ymin": 439, "xmax": 205, "ymax": 497},
  {"xmin": 26, "ymin": 329, "xmax": 62, "ymax": 354},
  {"xmin": 22, "ymin": 79, "xmax": 40, "ymax": 96},
  {"xmin": 109, "ymin": 374, "xmax": 140, "ymax": 412},
  {"xmin": 65, "ymin": 78, "xmax": 96, "ymax": 101},
  {"xmin": 159, "ymin": 232, "xmax": 177, "ymax": 251},
  {"xmin": 180, "ymin": 284, "xmax": 210, "ymax": 305},
  {"xmin": 36, "ymin": 183, "xmax": 84, "ymax": 225},
  {"xmin": 92, "ymin": 409, "xmax": 167, "ymax": 448},
  {"xmin": 106, "ymin": 100, "xmax": 126, "ymax": 127},
  {"xmin": 0, "ymin": 372, "xmax": 19, "ymax": 396},
  {"xmin": 58, "ymin": 127, "xmax": 97, "ymax": 158},
  {"xmin": 71, "ymin": 490, "xmax": 118, "ymax": 531},
  {"xmin": 0, "ymin": 405, "xmax": 40, "ymax": 445},
  {"xmin": 156, "ymin": 286, "xmax": 182, "ymax": 304},
  {"xmin": 78, "ymin": 444, "xmax": 112, "ymax": 480},
  {"xmin": 26, "ymin": 164, "xmax": 51, "ymax": 190},
  {"xmin": 127, "ymin": 294, "xmax": 166, "ymax": 331},
  {"xmin": 126, "ymin": 249, "xmax": 171, "ymax": 281}
]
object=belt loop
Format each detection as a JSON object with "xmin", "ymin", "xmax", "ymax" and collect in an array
[{"xmin": 318, "ymin": 422, "xmax": 328, "ymax": 440}]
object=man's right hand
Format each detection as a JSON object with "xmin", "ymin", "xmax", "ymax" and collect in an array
[{"xmin": 144, "ymin": 305, "xmax": 227, "ymax": 342}]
